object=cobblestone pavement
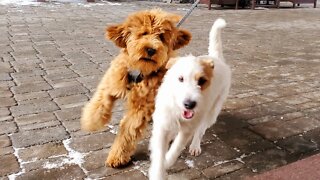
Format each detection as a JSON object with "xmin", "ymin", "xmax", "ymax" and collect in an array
[{"xmin": 0, "ymin": 1, "xmax": 320, "ymax": 179}]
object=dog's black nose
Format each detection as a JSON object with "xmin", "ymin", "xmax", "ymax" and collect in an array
[
  {"xmin": 184, "ymin": 99, "xmax": 197, "ymax": 110},
  {"xmin": 146, "ymin": 48, "xmax": 156, "ymax": 56}
]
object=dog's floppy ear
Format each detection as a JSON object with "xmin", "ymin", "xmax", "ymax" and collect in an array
[
  {"xmin": 200, "ymin": 58, "xmax": 215, "ymax": 69},
  {"xmin": 173, "ymin": 29, "xmax": 192, "ymax": 50},
  {"xmin": 165, "ymin": 57, "xmax": 179, "ymax": 69},
  {"xmin": 106, "ymin": 24, "xmax": 127, "ymax": 48}
]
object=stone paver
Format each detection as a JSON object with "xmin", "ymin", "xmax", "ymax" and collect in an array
[
  {"xmin": 0, "ymin": 154, "xmax": 20, "ymax": 176},
  {"xmin": 18, "ymin": 142, "xmax": 68, "ymax": 162},
  {"xmin": 15, "ymin": 164, "xmax": 85, "ymax": 180},
  {"xmin": 202, "ymin": 160, "xmax": 244, "ymax": 179},
  {"xmin": 0, "ymin": 0, "xmax": 320, "ymax": 179},
  {"xmin": 11, "ymin": 126, "xmax": 69, "ymax": 148}
]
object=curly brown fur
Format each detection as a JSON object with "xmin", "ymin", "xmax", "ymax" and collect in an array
[{"xmin": 80, "ymin": 9, "xmax": 191, "ymax": 168}]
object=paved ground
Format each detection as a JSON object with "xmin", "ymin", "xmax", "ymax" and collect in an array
[
  {"xmin": 250, "ymin": 153, "xmax": 320, "ymax": 179},
  {"xmin": 0, "ymin": 1, "xmax": 320, "ymax": 179}
]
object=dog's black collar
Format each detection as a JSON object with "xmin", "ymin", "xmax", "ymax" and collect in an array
[{"xmin": 127, "ymin": 69, "xmax": 162, "ymax": 84}]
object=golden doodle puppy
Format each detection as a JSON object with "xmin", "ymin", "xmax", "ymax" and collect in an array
[{"xmin": 80, "ymin": 9, "xmax": 191, "ymax": 168}]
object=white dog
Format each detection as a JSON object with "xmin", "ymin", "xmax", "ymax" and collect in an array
[{"xmin": 149, "ymin": 18, "xmax": 231, "ymax": 180}]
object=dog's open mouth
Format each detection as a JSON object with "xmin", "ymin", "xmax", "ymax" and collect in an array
[
  {"xmin": 140, "ymin": 57, "xmax": 157, "ymax": 64},
  {"xmin": 182, "ymin": 109, "xmax": 194, "ymax": 119}
]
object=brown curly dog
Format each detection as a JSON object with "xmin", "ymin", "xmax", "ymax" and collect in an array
[{"xmin": 80, "ymin": 9, "xmax": 191, "ymax": 168}]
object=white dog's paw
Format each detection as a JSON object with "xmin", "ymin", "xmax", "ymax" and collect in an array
[
  {"xmin": 148, "ymin": 170, "xmax": 166, "ymax": 180},
  {"xmin": 189, "ymin": 145, "xmax": 202, "ymax": 156},
  {"xmin": 164, "ymin": 155, "xmax": 175, "ymax": 169}
]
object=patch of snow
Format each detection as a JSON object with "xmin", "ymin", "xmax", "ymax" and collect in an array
[
  {"xmin": 101, "ymin": 0, "xmax": 121, "ymax": 6},
  {"xmin": 213, "ymin": 160, "xmax": 229, "ymax": 166},
  {"xmin": 21, "ymin": 157, "xmax": 38, "ymax": 165},
  {"xmin": 108, "ymin": 125, "xmax": 118, "ymax": 135},
  {"xmin": 233, "ymin": 147, "xmax": 241, "ymax": 152},
  {"xmin": 42, "ymin": 139, "xmax": 88, "ymax": 174},
  {"xmin": 0, "ymin": 0, "xmax": 122, "ymax": 6},
  {"xmin": 0, "ymin": 0, "xmax": 40, "ymax": 6},
  {"xmin": 42, "ymin": 159, "xmax": 67, "ymax": 169},
  {"xmin": 255, "ymin": 7, "xmax": 269, "ymax": 10},
  {"xmin": 8, "ymin": 147, "xmax": 26, "ymax": 180},
  {"xmin": 77, "ymin": 2, "xmax": 104, "ymax": 7},
  {"xmin": 54, "ymin": 0, "xmax": 86, "ymax": 2},
  {"xmin": 212, "ymin": 152, "xmax": 257, "ymax": 168},
  {"xmin": 133, "ymin": 160, "xmax": 148, "ymax": 176},
  {"xmin": 185, "ymin": 159, "xmax": 194, "ymax": 168},
  {"xmin": 63, "ymin": 139, "xmax": 86, "ymax": 165},
  {"xmin": 177, "ymin": 8, "xmax": 189, "ymax": 11},
  {"xmin": 84, "ymin": 178, "xmax": 94, "ymax": 180},
  {"xmin": 107, "ymin": 125, "xmax": 114, "ymax": 128},
  {"xmin": 234, "ymin": 153, "xmax": 247, "ymax": 164}
]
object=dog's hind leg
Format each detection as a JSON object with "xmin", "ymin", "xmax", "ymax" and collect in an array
[{"xmin": 81, "ymin": 58, "xmax": 129, "ymax": 131}]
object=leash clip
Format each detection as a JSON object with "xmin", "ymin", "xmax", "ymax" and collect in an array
[{"xmin": 128, "ymin": 70, "xmax": 143, "ymax": 83}]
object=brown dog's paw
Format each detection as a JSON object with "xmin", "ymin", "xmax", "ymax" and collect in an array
[
  {"xmin": 105, "ymin": 152, "xmax": 131, "ymax": 168},
  {"xmin": 80, "ymin": 111, "xmax": 105, "ymax": 132}
]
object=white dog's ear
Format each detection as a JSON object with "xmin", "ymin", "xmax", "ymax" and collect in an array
[
  {"xmin": 200, "ymin": 58, "xmax": 215, "ymax": 69},
  {"xmin": 106, "ymin": 24, "xmax": 127, "ymax": 48},
  {"xmin": 173, "ymin": 29, "xmax": 192, "ymax": 50},
  {"xmin": 166, "ymin": 57, "xmax": 179, "ymax": 69}
]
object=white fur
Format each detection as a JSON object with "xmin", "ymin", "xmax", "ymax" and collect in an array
[{"xmin": 149, "ymin": 18, "xmax": 231, "ymax": 180}]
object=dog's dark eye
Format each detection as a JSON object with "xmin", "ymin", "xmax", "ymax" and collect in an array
[
  {"xmin": 198, "ymin": 77, "xmax": 207, "ymax": 86},
  {"xmin": 159, "ymin": 33, "xmax": 165, "ymax": 42},
  {"xmin": 142, "ymin": 32, "xmax": 148, "ymax": 36},
  {"xmin": 178, "ymin": 76, "xmax": 184, "ymax": 82}
]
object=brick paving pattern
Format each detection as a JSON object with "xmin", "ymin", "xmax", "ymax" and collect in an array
[{"xmin": 0, "ymin": 1, "xmax": 320, "ymax": 179}]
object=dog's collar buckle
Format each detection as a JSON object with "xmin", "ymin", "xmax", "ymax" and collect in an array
[{"xmin": 127, "ymin": 69, "xmax": 162, "ymax": 84}]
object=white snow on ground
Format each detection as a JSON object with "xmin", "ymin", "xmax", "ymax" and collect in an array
[
  {"xmin": 177, "ymin": 8, "xmax": 189, "ymax": 11},
  {"xmin": 0, "ymin": 0, "xmax": 40, "ymax": 5},
  {"xmin": 53, "ymin": 0, "xmax": 86, "ymax": 2},
  {"xmin": 42, "ymin": 139, "xmax": 88, "ymax": 174},
  {"xmin": 133, "ymin": 160, "xmax": 149, "ymax": 177},
  {"xmin": 185, "ymin": 159, "xmax": 194, "ymax": 168},
  {"xmin": 0, "ymin": 0, "xmax": 121, "ymax": 6},
  {"xmin": 8, "ymin": 147, "xmax": 26, "ymax": 180},
  {"xmin": 101, "ymin": 0, "xmax": 121, "ymax": 5},
  {"xmin": 107, "ymin": 125, "xmax": 118, "ymax": 135}
]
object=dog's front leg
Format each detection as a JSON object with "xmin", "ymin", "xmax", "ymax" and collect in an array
[
  {"xmin": 81, "ymin": 58, "xmax": 129, "ymax": 131},
  {"xmin": 149, "ymin": 126, "xmax": 170, "ymax": 180},
  {"xmin": 189, "ymin": 122, "xmax": 207, "ymax": 156},
  {"xmin": 164, "ymin": 131, "xmax": 192, "ymax": 169}
]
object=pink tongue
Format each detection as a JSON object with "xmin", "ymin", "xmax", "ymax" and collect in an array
[{"xmin": 183, "ymin": 110, "xmax": 194, "ymax": 119}]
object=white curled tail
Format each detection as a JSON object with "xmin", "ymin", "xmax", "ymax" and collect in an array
[{"xmin": 208, "ymin": 18, "xmax": 226, "ymax": 60}]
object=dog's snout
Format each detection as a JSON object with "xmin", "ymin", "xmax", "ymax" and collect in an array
[
  {"xmin": 184, "ymin": 99, "xmax": 197, "ymax": 110},
  {"xmin": 146, "ymin": 48, "xmax": 156, "ymax": 56}
]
